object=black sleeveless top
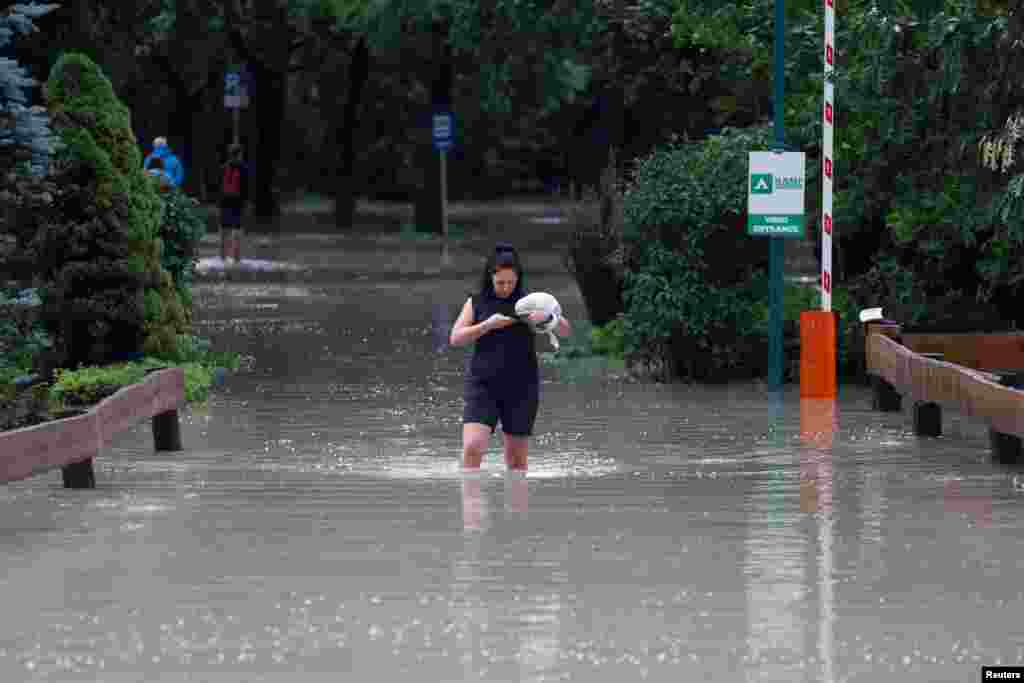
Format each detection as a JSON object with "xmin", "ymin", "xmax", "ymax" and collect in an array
[{"xmin": 468, "ymin": 293, "xmax": 538, "ymax": 382}]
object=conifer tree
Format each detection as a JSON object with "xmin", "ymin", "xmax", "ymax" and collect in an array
[{"xmin": 0, "ymin": 2, "xmax": 59, "ymax": 177}]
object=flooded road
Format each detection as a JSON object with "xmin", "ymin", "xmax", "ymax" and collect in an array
[{"xmin": 2, "ymin": 210, "xmax": 1023, "ymax": 682}]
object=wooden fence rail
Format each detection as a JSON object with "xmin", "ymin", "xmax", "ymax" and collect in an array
[
  {"xmin": 0, "ymin": 367, "xmax": 184, "ymax": 488},
  {"xmin": 866, "ymin": 326, "xmax": 1024, "ymax": 463}
]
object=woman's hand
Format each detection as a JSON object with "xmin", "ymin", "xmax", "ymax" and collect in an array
[{"xmin": 484, "ymin": 313, "xmax": 517, "ymax": 333}]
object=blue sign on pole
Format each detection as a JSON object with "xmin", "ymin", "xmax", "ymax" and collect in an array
[
  {"xmin": 225, "ymin": 65, "xmax": 250, "ymax": 109},
  {"xmin": 433, "ymin": 113, "xmax": 454, "ymax": 151}
]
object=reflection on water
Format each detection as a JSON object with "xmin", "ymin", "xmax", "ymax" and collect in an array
[{"xmin": 2, "ymin": 235, "xmax": 1024, "ymax": 681}]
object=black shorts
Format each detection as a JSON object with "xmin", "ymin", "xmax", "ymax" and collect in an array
[
  {"xmin": 221, "ymin": 204, "xmax": 243, "ymax": 228},
  {"xmin": 462, "ymin": 375, "xmax": 539, "ymax": 437}
]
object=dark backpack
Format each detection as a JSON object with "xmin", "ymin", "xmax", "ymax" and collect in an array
[{"xmin": 222, "ymin": 164, "xmax": 242, "ymax": 197}]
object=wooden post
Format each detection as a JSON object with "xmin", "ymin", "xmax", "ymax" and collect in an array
[
  {"xmin": 990, "ymin": 372, "xmax": 1023, "ymax": 464},
  {"xmin": 912, "ymin": 352, "xmax": 944, "ymax": 436},
  {"xmin": 871, "ymin": 376, "xmax": 902, "ymax": 412},
  {"xmin": 866, "ymin": 320, "xmax": 903, "ymax": 411},
  {"xmin": 152, "ymin": 409, "xmax": 182, "ymax": 452},
  {"xmin": 913, "ymin": 402, "xmax": 942, "ymax": 437},
  {"xmin": 62, "ymin": 459, "xmax": 95, "ymax": 489}
]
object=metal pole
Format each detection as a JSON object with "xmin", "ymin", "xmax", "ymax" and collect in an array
[
  {"xmin": 440, "ymin": 148, "xmax": 451, "ymax": 267},
  {"xmin": 769, "ymin": 0, "xmax": 786, "ymax": 392},
  {"xmin": 233, "ymin": 108, "xmax": 240, "ymax": 146},
  {"xmin": 440, "ymin": 148, "xmax": 448, "ymax": 237}
]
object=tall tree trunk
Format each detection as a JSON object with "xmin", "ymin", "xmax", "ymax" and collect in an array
[
  {"xmin": 331, "ymin": 36, "xmax": 370, "ymax": 229},
  {"xmin": 150, "ymin": 0, "xmax": 220, "ymax": 196},
  {"xmin": 247, "ymin": 60, "xmax": 286, "ymax": 218},
  {"xmin": 414, "ymin": 22, "xmax": 453, "ymax": 236},
  {"xmin": 224, "ymin": 3, "xmax": 297, "ymax": 219}
]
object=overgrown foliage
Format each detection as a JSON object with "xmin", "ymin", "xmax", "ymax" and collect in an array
[
  {"xmin": 50, "ymin": 358, "xmax": 214, "ymax": 405},
  {"xmin": 156, "ymin": 186, "xmax": 206, "ymax": 320},
  {"xmin": 2, "ymin": 334, "xmax": 243, "ymax": 431},
  {"xmin": 34, "ymin": 52, "xmax": 186, "ymax": 368},
  {"xmin": 620, "ymin": 126, "xmax": 773, "ymax": 381},
  {"xmin": 0, "ymin": 287, "xmax": 49, "ymax": 377},
  {"xmin": 671, "ymin": 0, "xmax": 1024, "ymax": 334}
]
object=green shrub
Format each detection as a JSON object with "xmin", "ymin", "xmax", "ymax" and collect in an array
[
  {"xmin": 157, "ymin": 188, "xmax": 206, "ymax": 317},
  {"xmin": 160, "ymin": 334, "xmax": 242, "ymax": 371},
  {"xmin": 0, "ymin": 366, "xmax": 24, "ymax": 386},
  {"xmin": 0, "ymin": 288, "xmax": 51, "ymax": 375},
  {"xmin": 590, "ymin": 315, "xmax": 626, "ymax": 357},
  {"xmin": 536, "ymin": 316, "xmax": 630, "ymax": 382},
  {"xmin": 49, "ymin": 361, "xmax": 157, "ymax": 405},
  {"xmin": 49, "ymin": 355, "xmax": 225, "ymax": 406},
  {"xmin": 621, "ymin": 125, "xmax": 775, "ymax": 382}
]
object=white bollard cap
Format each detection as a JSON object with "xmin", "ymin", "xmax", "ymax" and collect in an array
[{"xmin": 859, "ymin": 307, "xmax": 884, "ymax": 323}]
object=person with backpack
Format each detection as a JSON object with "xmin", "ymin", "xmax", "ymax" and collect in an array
[
  {"xmin": 143, "ymin": 136, "xmax": 185, "ymax": 188},
  {"xmin": 220, "ymin": 143, "xmax": 249, "ymax": 262}
]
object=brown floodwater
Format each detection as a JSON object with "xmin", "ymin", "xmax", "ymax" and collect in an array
[{"xmin": 1, "ymin": 208, "xmax": 1023, "ymax": 682}]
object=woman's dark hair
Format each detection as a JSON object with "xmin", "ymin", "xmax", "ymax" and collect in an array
[{"xmin": 477, "ymin": 241, "xmax": 526, "ymax": 300}]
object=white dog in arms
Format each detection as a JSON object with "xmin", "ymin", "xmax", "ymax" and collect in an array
[{"xmin": 515, "ymin": 292, "xmax": 563, "ymax": 351}]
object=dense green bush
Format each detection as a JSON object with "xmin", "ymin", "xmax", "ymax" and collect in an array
[
  {"xmin": 620, "ymin": 126, "xmax": 775, "ymax": 381},
  {"xmin": 161, "ymin": 334, "xmax": 242, "ymax": 372},
  {"xmin": 590, "ymin": 316, "xmax": 625, "ymax": 357},
  {"xmin": 35, "ymin": 52, "xmax": 186, "ymax": 368},
  {"xmin": 157, "ymin": 188, "xmax": 206, "ymax": 319},
  {"xmin": 50, "ymin": 357, "xmax": 215, "ymax": 405},
  {"xmin": 672, "ymin": 1, "xmax": 1024, "ymax": 341},
  {"xmin": 0, "ymin": 288, "xmax": 50, "ymax": 377}
]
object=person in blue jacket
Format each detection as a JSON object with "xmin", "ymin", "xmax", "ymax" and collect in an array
[
  {"xmin": 449, "ymin": 242, "xmax": 572, "ymax": 471},
  {"xmin": 143, "ymin": 136, "xmax": 184, "ymax": 187},
  {"xmin": 144, "ymin": 156, "xmax": 172, "ymax": 188}
]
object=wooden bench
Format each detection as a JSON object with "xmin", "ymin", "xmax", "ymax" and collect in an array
[{"xmin": 0, "ymin": 367, "xmax": 184, "ymax": 488}]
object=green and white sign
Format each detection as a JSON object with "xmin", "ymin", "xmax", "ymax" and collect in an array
[{"xmin": 747, "ymin": 151, "xmax": 806, "ymax": 237}]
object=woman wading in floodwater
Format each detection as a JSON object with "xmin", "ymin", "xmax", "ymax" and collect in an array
[{"xmin": 449, "ymin": 242, "xmax": 571, "ymax": 471}]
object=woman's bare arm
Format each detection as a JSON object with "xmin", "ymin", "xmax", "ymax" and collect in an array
[{"xmin": 450, "ymin": 298, "xmax": 515, "ymax": 347}]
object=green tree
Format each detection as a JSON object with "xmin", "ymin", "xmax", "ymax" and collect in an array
[
  {"xmin": 670, "ymin": 0, "xmax": 1024, "ymax": 330},
  {"xmin": 38, "ymin": 53, "xmax": 186, "ymax": 367},
  {"xmin": 303, "ymin": 0, "xmax": 604, "ymax": 230}
]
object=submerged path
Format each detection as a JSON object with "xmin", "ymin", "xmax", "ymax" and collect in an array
[{"xmin": 0, "ymin": 200, "xmax": 1021, "ymax": 682}]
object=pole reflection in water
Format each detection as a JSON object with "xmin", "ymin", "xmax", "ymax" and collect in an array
[
  {"xmin": 800, "ymin": 398, "xmax": 836, "ymax": 683},
  {"xmin": 746, "ymin": 392, "xmax": 807, "ymax": 671}
]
